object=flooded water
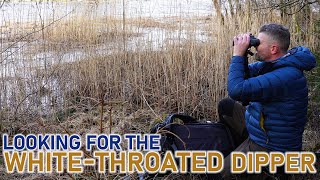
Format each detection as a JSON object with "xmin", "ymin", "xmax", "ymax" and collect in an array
[
  {"xmin": 1, "ymin": 0, "xmax": 213, "ymax": 24},
  {"xmin": 0, "ymin": 0, "xmax": 215, "ymax": 116},
  {"xmin": 1, "ymin": 0, "xmax": 214, "ymax": 69}
]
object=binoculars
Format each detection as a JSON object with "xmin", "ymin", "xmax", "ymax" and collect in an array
[{"xmin": 232, "ymin": 34, "xmax": 260, "ymax": 48}]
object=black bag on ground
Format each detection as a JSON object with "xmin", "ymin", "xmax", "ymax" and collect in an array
[
  {"xmin": 144, "ymin": 113, "xmax": 235, "ymax": 179},
  {"xmin": 151, "ymin": 113, "xmax": 235, "ymax": 157}
]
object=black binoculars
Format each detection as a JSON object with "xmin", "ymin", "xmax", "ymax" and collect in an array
[{"xmin": 232, "ymin": 34, "xmax": 260, "ymax": 48}]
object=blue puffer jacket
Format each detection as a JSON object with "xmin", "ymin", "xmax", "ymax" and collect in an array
[{"xmin": 228, "ymin": 46, "xmax": 317, "ymax": 152}]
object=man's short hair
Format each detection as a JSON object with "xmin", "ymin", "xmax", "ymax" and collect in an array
[{"xmin": 259, "ymin": 23, "xmax": 290, "ymax": 52}]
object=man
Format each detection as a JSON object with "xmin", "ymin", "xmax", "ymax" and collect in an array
[{"xmin": 219, "ymin": 23, "xmax": 317, "ymax": 179}]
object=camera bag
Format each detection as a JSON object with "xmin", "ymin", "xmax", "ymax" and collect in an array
[{"xmin": 151, "ymin": 113, "xmax": 235, "ymax": 157}]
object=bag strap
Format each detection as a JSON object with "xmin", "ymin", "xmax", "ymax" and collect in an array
[
  {"xmin": 153, "ymin": 114, "xmax": 196, "ymax": 152},
  {"xmin": 164, "ymin": 113, "xmax": 197, "ymax": 125},
  {"xmin": 150, "ymin": 113, "xmax": 197, "ymax": 133}
]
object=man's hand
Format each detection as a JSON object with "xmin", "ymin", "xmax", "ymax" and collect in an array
[{"xmin": 233, "ymin": 33, "xmax": 250, "ymax": 57}]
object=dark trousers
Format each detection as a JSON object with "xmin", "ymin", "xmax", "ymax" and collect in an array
[{"xmin": 218, "ymin": 98, "xmax": 293, "ymax": 180}]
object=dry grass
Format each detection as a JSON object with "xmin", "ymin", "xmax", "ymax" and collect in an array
[
  {"xmin": 127, "ymin": 17, "xmax": 178, "ymax": 29},
  {"xmin": 0, "ymin": 1, "xmax": 319, "ymax": 179},
  {"xmin": 1, "ymin": 0, "xmax": 319, "ymax": 138}
]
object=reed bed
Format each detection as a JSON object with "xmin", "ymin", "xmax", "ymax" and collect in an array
[{"xmin": 0, "ymin": 1, "xmax": 319, "ymax": 179}]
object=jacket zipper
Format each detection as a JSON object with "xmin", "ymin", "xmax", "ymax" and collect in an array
[{"xmin": 259, "ymin": 110, "xmax": 269, "ymax": 144}]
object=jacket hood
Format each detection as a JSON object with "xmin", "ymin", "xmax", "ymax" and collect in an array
[{"xmin": 274, "ymin": 46, "xmax": 317, "ymax": 71}]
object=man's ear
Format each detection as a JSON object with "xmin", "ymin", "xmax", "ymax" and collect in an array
[{"xmin": 270, "ymin": 44, "xmax": 279, "ymax": 55}]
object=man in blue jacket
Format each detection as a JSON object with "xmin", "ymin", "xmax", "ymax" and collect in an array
[{"xmin": 219, "ymin": 23, "xmax": 317, "ymax": 179}]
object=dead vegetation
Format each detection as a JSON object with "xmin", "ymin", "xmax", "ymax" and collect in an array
[{"xmin": 0, "ymin": 0, "xmax": 319, "ymax": 179}]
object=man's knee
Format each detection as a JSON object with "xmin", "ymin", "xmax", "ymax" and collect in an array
[{"xmin": 218, "ymin": 97, "xmax": 235, "ymax": 118}]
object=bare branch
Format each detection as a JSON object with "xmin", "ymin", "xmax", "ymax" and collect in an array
[
  {"xmin": 284, "ymin": 0, "xmax": 318, "ymax": 15},
  {"xmin": 0, "ymin": 4, "xmax": 78, "ymax": 58},
  {"xmin": 253, "ymin": 0, "xmax": 301, "ymax": 11},
  {"xmin": 0, "ymin": 0, "xmax": 8, "ymax": 9}
]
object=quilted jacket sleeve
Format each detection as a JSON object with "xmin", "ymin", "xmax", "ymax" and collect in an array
[
  {"xmin": 248, "ymin": 61, "xmax": 263, "ymax": 77},
  {"xmin": 228, "ymin": 56, "xmax": 302, "ymax": 102}
]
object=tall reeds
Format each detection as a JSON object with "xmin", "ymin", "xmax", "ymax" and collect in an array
[
  {"xmin": 0, "ymin": 1, "xmax": 319, "ymax": 179},
  {"xmin": 0, "ymin": 0, "xmax": 319, "ymax": 128}
]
